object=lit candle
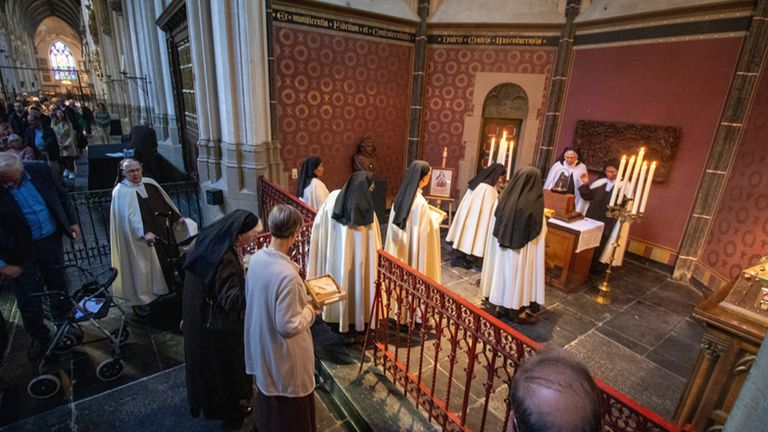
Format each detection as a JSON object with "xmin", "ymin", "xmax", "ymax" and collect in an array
[
  {"xmin": 639, "ymin": 161, "xmax": 657, "ymax": 213},
  {"xmin": 628, "ymin": 147, "xmax": 645, "ymax": 198},
  {"xmin": 609, "ymin": 155, "xmax": 627, "ymax": 206},
  {"xmin": 496, "ymin": 137, "xmax": 508, "ymax": 165},
  {"xmin": 631, "ymin": 162, "xmax": 647, "ymax": 214},
  {"xmin": 617, "ymin": 156, "xmax": 635, "ymax": 205},
  {"xmin": 487, "ymin": 137, "xmax": 496, "ymax": 168},
  {"xmin": 506, "ymin": 140, "xmax": 515, "ymax": 179}
]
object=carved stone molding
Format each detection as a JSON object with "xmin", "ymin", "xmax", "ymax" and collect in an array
[{"xmin": 573, "ymin": 119, "xmax": 681, "ymax": 182}]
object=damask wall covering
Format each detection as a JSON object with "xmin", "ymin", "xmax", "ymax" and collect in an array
[
  {"xmin": 700, "ymin": 58, "xmax": 768, "ymax": 282},
  {"xmin": 273, "ymin": 24, "xmax": 413, "ymax": 195}
]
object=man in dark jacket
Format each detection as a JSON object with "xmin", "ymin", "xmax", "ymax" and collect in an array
[
  {"xmin": 23, "ymin": 113, "xmax": 59, "ymax": 164},
  {"xmin": 8, "ymin": 101, "xmax": 27, "ymax": 136},
  {"xmin": 128, "ymin": 118, "xmax": 159, "ymax": 177},
  {"xmin": 0, "ymin": 152, "xmax": 80, "ymax": 360}
]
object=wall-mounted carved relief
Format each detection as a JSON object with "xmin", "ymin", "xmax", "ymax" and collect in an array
[{"xmin": 573, "ymin": 120, "xmax": 681, "ymax": 182}]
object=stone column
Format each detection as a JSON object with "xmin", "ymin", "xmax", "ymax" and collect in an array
[
  {"xmin": 673, "ymin": 0, "xmax": 768, "ymax": 281},
  {"xmin": 405, "ymin": 0, "xmax": 430, "ymax": 165},
  {"xmin": 264, "ymin": 0, "xmax": 286, "ymax": 184},
  {"xmin": 535, "ymin": 0, "xmax": 581, "ymax": 175}
]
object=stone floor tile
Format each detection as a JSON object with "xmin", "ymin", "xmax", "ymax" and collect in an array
[
  {"xmin": 603, "ymin": 300, "xmax": 687, "ymax": 349},
  {"xmin": 642, "ymin": 280, "xmax": 703, "ymax": 317}
]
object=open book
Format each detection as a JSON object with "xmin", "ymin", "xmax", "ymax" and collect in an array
[{"xmin": 305, "ymin": 275, "xmax": 347, "ymax": 307}]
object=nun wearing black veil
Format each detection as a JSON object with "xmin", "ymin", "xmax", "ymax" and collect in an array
[
  {"xmin": 308, "ymin": 171, "xmax": 382, "ymax": 332},
  {"xmin": 297, "ymin": 156, "xmax": 329, "ymax": 210},
  {"xmin": 480, "ymin": 167, "xmax": 547, "ymax": 325},
  {"xmin": 182, "ymin": 209, "xmax": 260, "ymax": 428},
  {"xmin": 446, "ymin": 163, "xmax": 506, "ymax": 269},
  {"xmin": 384, "ymin": 160, "xmax": 443, "ymax": 284}
]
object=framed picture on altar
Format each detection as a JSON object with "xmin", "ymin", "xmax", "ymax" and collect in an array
[{"xmin": 429, "ymin": 168, "xmax": 454, "ymax": 198}]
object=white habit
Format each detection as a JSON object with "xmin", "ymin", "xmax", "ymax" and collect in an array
[
  {"xmin": 110, "ymin": 178, "xmax": 180, "ymax": 305},
  {"xmin": 301, "ymin": 177, "xmax": 329, "ymax": 210},
  {"xmin": 599, "ymin": 222, "xmax": 630, "ymax": 266},
  {"xmin": 384, "ymin": 190, "xmax": 443, "ymax": 284},
  {"xmin": 481, "ymin": 212, "xmax": 548, "ymax": 309},
  {"xmin": 445, "ymin": 183, "xmax": 498, "ymax": 257},
  {"xmin": 307, "ymin": 190, "xmax": 382, "ymax": 332},
  {"xmin": 543, "ymin": 161, "xmax": 588, "ymax": 213}
]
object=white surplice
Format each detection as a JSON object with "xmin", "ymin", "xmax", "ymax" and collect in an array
[
  {"xmin": 384, "ymin": 190, "xmax": 443, "ymax": 284},
  {"xmin": 110, "ymin": 178, "xmax": 180, "ymax": 306},
  {"xmin": 445, "ymin": 183, "xmax": 498, "ymax": 257},
  {"xmin": 307, "ymin": 190, "xmax": 382, "ymax": 333},
  {"xmin": 599, "ymin": 221, "xmax": 630, "ymax": 266},
  {"xmin": 481, "ymin": 211, "xmax": 547, "ymax": 310},
  {"xmin": 543, "ymin": 161, "xmax": 588, "ymax": 213},
  {"xmin": 301, "ymin": 177, "xmax": 329, "ymax": 210}
]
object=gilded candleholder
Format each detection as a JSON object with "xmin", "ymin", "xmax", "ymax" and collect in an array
[{"xmin": 594, "ymin": 202, "xmax": 642, "ymax": 305}]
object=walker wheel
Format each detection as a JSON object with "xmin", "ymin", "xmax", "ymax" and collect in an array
[
  {"xmin": 132, "ymin": 305, "xmax": 151, "ymax": 317},
  {"xmin": 53, "ymin": 333, "xmax": 78, "ymax": 354},
  {"xmin": 96, "ymin": 358, "xmax": 125, "ymax": 381},
  {"xmin": 178, "ymin": 319, "xmax": 183, "ymax": 334},
  {"xmin": 27, "ymin": 374, "xmax": 61, "ymax": 399},
  {"xmin": 109, "ymin": 327, "xmax": 130, "ymax": 345}
]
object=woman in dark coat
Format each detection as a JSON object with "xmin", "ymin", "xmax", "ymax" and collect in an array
[{"xmin": 182, "ymin": 209, "xmax": 260, "ymax": 429}]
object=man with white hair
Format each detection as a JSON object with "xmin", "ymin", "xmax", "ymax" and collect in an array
[{"xmin": 0, "ymin": 152, "xmax": 80, "ymax": 360}]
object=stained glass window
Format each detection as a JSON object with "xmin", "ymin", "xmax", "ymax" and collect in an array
[{"xmin": 49, "ymin": 41, "xmax": 77, "ymax": 81}]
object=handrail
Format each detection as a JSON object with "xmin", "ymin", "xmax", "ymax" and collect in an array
[
  {"xmin": 364, "ymin": 250, "xmax": 681, "ymax": 432},
  {"xmin": 257, "ymin": 176, "xmax": 317, "ymax": 224}
]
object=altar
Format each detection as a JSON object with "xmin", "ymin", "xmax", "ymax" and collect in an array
[{"xmin": 544, "ymin": 217, "xmax": 604, "ymax": 292}]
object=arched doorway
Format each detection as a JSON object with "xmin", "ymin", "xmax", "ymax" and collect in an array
[{"xmin": 476, "ymin": 83, "xmax": 528, "ymax": 174}]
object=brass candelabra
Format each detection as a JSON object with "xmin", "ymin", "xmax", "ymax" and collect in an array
[{"xmin": 594, "ymin": 202, "xmax": 643, "ymax": 305}]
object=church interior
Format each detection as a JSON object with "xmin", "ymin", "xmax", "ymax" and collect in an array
[{"xmin": 1, "ymin": 0, "xmax": 767, "ymax": 431}]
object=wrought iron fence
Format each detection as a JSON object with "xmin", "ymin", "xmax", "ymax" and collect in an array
[
  {"xmin": 258, "ymin": 176, "xmax": 317, "ymax": 225},
  {"xmin": 366, "ymin": 250, "xmax": 681, "ymax": 432},
  {"xmin": 63, "ymin": 181, "xmax": 204, "ymax": 268}
]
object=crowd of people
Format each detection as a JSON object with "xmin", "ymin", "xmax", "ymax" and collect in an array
[{"xmin": 0, "ymin": 96, "xmax": 113, "ymax": 180}]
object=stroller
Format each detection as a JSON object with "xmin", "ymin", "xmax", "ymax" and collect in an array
[{"xmin": 27, "ymin": 264, "xmax": 129, "ymax": 399}]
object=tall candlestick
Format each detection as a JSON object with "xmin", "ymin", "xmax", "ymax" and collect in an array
[
  {"xmin": 442, "ymin": 146, "xmax": 448, "ymax": 168},
  {"xmin": 628, "ymin": 147, "xmax": 645, "ymax": 198},
  {"xmin": 487, "ymin": 137, "xmax": 496, "ymax": 168},
  {"xmin": 617, "ymin": 156, "xmax": 635, "ymax": 205},
  {"xmin": 506, "ymin": 140, "xmax": 515, "ymax": 179},
  {"xmin": 609, "ymin": 155, "xmax": 627, "ymax": 206},
  {"xmin": 631, "ymin": 162, "xmax": 648, "ymax": 214},
  {"xmin": 496, "ymin": 138, "xmax": 508, "ymax": 165},
  {"xmin": 639, "ymin": 161, "xmax": 657, "ymax": 213}
]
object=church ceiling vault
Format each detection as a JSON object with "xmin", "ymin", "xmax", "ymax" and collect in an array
[{"xmin": 1, "ymin": 0, "xmax": 82, "ymax": 39}]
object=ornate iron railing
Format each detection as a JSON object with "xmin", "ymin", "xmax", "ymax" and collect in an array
[
  {"xmin": 366, "ymin": 250, "xmax": 681, "ymax": 432},
  {"xmin": 63, "ymin": 181, "xmax": 204, "ymax": 267},
  {"xmin": 240, "ymin": 222, "xmax": 313, "ymax": 279},
  {"xmin": 258, "ymin": 176, "xmax": 317, "ymax": 224}
]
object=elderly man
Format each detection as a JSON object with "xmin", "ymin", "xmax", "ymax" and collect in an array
[
  {"xmin": 0, "ymin": 152, "xmax": 80, "ymax": 360},
  {"xmin": 508, "ymin": 349, "xmax": 602, "ymax": 432}
]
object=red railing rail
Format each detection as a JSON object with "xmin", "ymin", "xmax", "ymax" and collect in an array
[
  {"xmin": 366, "ymin": 250, "xmax": 681, "ymax": 432},
  {"xmin": 258, "ymin": 176, "xmax": 317, "ymax": 225}
]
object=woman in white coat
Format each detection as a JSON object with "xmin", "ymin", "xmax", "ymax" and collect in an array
[{"xmin": 296, "ymin": 156, "xmax": 329, "ymax": 210}]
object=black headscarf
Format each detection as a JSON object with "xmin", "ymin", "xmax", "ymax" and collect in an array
[
  {"xmin": 391, "ymin": 160, "xmax": 431, "ymax": 230},
  {"xmin": 332, "ymin": 171, "xmax": 375, "ymax": 226},
  {"xmin": 468, "ymin": 163, "xmax": 506, "ymax": 190},
  {"xmin": 557, "ymin": 147, "xmax": 583, "ymax": 164},
  {"xmin": 183, "ymin": 209, "xmax": 259, "ymax": 285},
  {"xmin": 296, "ymin": 156, "xmax": 322, "ymax": 196},
  {"xmin": 492, "ymin": 167, "xmax": 544, "ymax": 250}
]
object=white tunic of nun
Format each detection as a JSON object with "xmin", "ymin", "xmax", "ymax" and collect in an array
[
  {"xmin": 110, "ymin": 177, "xmax": 180, "ymax": 305},
  {"xmin": 308, "ymin": 184, "xmax": 382, "ymax": 332},
  {"xmin": 543, "ymin": 160, "xmax": 589, "ymax": 213},
  {"xmin": 301, "ymin": 177, "xmax": 329, "ymax": 210}
]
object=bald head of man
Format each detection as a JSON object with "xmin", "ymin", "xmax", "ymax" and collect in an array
[{"xmin": 509, "ymin": 349, "xmax": 602, "ymax": 432}]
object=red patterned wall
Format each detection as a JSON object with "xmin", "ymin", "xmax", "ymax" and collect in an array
[
  {"xmin": 555, "ymin": 38, "xmax": 742, "ymax": 252},
  {"xmin": 274, "ymin": 25, "xmax": 413, "ymax": 195},
  {"xmin": 421, "ymin": 46, "xmax": 555, "ymax": 172},
  {"xmin": 700, "ymin": 58, "xmax": 768, "ymax": 280}
]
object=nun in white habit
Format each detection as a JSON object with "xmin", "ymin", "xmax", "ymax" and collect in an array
[
  {"xmin": 446, "ymin": 163, "xmax": 506, "ymax": 269},
  {"xmin": 543, "ymin": 147, "xmax": 589, "ymax": 213},
  {"xmin": 307, "ymin": 171, "xmax": 382, "ymax": 333},
  {"xmin": 110, "ymin": 158, "xmax": 183, "ymax": 306},
  {"xmin": 384, "ymin": 160, "xmax": 443, "ymax": 284},
  {"xmin": 296, "ymin": 156, "xmax": 329, "ymax": 210},
  {"xmin": 481, "ymin": 167, "xmax": 547, "ymax": 325}
]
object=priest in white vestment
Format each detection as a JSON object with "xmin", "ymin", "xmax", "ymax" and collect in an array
[
  {"xmin": 297, "ymin": 156, "xmax": 329, "ymax": 210},
  {"xmin": 481, "ymin": 167, "xmax": 546, "ymax": 325},
  {"xmin": 110, "ymin": 159, "xmax": 183, "ymax": 306},
  {"xmin": 543, "ymin": 147, "xmax": 589, "ymax": 213},
  {"xmin": 308, "ymin": 171, "xmax": 382, "ymax": 333},
  {"xmin": 446, "ymin": 163, "xmax": 506, "ymax": 269},
  {"xmin": 578, "ymin": 160, "xmax": 631, "ymax": 270},
  {"xmin": 384, "ymin": 160, "xmax": 443, "ymax": 284}
]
